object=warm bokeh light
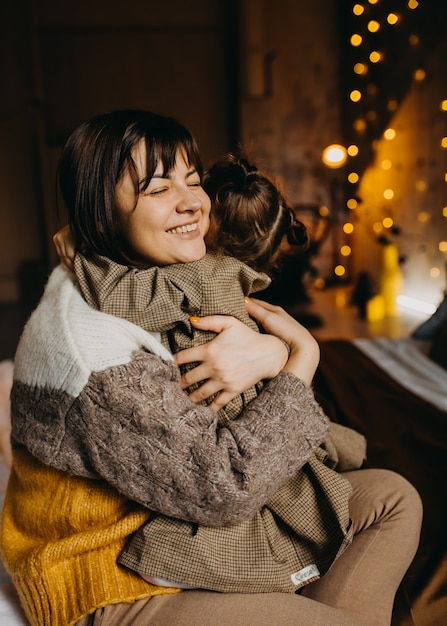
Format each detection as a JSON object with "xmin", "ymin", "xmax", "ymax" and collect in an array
[
  {"xmin": 409, "ymin": 34, "xmax": 420, "ymax": 46},
  {"xmin": 343, "ymin": 222, "xmax": 354, "ymax": 234},
  {"xmin": 381, "ymin": 159, "xmax": 392, "ymax": 170},
  {"xmin": 353, "ymin": 118, "xmax": 367, "ymax": 132},
  {"xmin": 334, "ymin": 265, "xmax": 346, "ymax": 277},
  {"xmin": 441, "ymin": 137, "xmax": 447, "ymax": 148},
  {"xmin": 368, "ymin": 0, "xmax": 379, "ymax": 4},
  {"xmin": 384, "ymin": 128, "xmax": 396, "ymax": 140},
  {"xmin": 319, "ymin": 205, "xmax": 330, "ymax": 217},
  {"xmin": 382, "ymin": 217, "xmax": 394, "ymax": 228},
  {"xmin": 322, "ymin": 144, "xmax": 347, "ymax": 168},
  {"xmin": 387, "ymin": 99, "xmax": 398, "ymax": 111},
  {"xmin": 373, "ymin": 222, "xmax": 383, "ymax": 233},
  {"xmin": 383, "ymin": 189, "xmax": 395, "ymax": 200},
  {"xmin": 353, "ymin": 4, "xmax": 365, "ymax": 16},
  {"xmin": 368, "ymin": 20, "xmax": 380, "ymax": 33},
  {"xmin": 347, "ymin": 144, "xmax": 359, "ymax": 156},
  {"xmin": 354, "ymin": 62, "xmax": 368, "ymax": 75},
  {"xmin": 341, "ymin": 245, "xmax": 352, "ymax": 256},
  {"xmin": 387, "ymin": 13, "xmax": 399, "ymax": 25},
  {"xmin": 347, "ymin": 198, "xmax": 358, "ymax": 209},
  {"xmin": 351, "ymin": 34, "xmax": 363, "ymax": 47},
  {"xmin": 417, "ymin": 211, "xmax": 430, "ymax": 223},
  {"xmin": 350, "ymin": 90, "xmax": 362, "ymax": 102},
  {"xmin": 415, "ymin": 180, "xmax": 427, "ymax": 191},
  {"xmin": 369, "ymin": 51, "xmax": 382, "ymax": 63},
  {"xmin": 348, "ymin": 172, "xmax": 359, "ymax": 184},
  {"xmin": 430, "ymin": 267, "xmax": 441, "ymax": 278},
  {"xmin": 439, "ymin": 241, "xmax": 447, "ymax": 252},
  {"xmin": 443, "ymin": 207, "xmax": 447, "ymax": 217},
  {"xmin": 414, "ymin": 69, "xmax": 426, "ymax": 81},
  {"xmin": 408, "ymin": 0, "xmax": 419, "ymax": 9},
  {"xmin": 441, "ymin": 100, "xmax": 447, "ymax": 111}
]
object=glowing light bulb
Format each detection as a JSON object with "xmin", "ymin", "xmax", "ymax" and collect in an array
[
  {"xmin": 334, "ymin": 265, "xmax": 346, "ymax": 277},
  {"xmin": 368, "ymin": 20, "xmax": 380, "ymax": 33},
  {"xmin": 343, "ymin": 223, "xmax": 354, "ymax": 234},
  {"xmin": 408, "ymin": 0, "xmax": 419, "ymax": 9},
  {"xmin": 369, "ymin": 51, "xmax": 382, "ymax": 63},
  {"xmin": 384, "ymin": 128, "xmax": 396, "ymax": 140},
  {"xmin": 351, "ymin": 34, "xmax": 363, "ymax": 47},
  {"xmin": 383, "ymin": 217, "xmax": 394, "ymax": 228},
  {"xmin": 341, "ymin": 245, "xmax": 352, "ymax": 256},
  {"xmin": 387, "ymin": 13, "xmax": 399, "ymax": 25},
  {"xmin": 353, "ymin": 4, "xmax": 364, "ymax": 15},
  {"xmin": 322, "ymin": 144, "xmax": 347, "ymax": 168},
  {"xmin": 350, "ymin": 90, "xmax": 362, "ymax": 102},
  {"xmin": 414, "ymin": 69, "xmax": 426, "ymax": 81},
  {"xmin": 354, "ymin": 62, "xmax": 368, "ymax": 75},
  {"xmin": 347, "ymin": 145, "xmax": 359, "ymax": 156}
]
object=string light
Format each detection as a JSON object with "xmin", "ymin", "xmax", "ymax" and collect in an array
[
  {"xmin": 351, "ymin": 34, "xmax": 363, "ymax": 47},
  {"xmin": 353, "ymin": 4, "xmax": 364, "ymax": 16},
  {"xmin": 343, "ymin": 223, "xmax": 355, "ymax": 234},
  {"xmin": 384, "ymin": 128, "xmax": 396, "ymax": 140},
  {"xmin": 387, "ymin": 13, "xmax": 399, "ymax": 25},
  {"xmin": 369, "ymin": 51, "xmax": 382, "ymax": 63},
  {"xmin": 368, "ymin": 20, "xmax": 381, "ymax": 33}
]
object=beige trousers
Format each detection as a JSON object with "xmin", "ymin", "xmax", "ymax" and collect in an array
[{"xmin": 76, "ymin": 468, "xmax": 422, "ymax": 626}]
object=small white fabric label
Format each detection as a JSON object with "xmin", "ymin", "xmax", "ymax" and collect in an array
[{"xmin": 291, "ymin": 564, "xmax": 320, "ymax": 586}]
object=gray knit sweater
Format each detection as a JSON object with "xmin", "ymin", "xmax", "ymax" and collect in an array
[{"xmin": 11, "ymin": 265, "xmax": 330, "ymax": 527}]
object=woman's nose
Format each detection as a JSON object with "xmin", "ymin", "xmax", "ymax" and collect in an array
[{"xmin": 176, "ymin": 187, "xmax": 202, "ymax": 212}]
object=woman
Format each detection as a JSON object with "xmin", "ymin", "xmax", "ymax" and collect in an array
[{"xmin": 1, "ymin": 110, "xmax": 422, "ymax": 626}]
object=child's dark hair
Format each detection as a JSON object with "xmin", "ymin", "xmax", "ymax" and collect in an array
[{"xmin": 203, "ymin": 153, "xmax": 308, "ymax": 274}]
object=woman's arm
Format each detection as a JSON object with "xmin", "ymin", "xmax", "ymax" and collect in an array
[{"xmin": 61, "ymin": 351, "xmax": 328, "ymax": 527}]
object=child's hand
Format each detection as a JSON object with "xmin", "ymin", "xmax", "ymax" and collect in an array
[{"xmin": 53, "ymin": 225, "xmax": 76, "ymax": 271}]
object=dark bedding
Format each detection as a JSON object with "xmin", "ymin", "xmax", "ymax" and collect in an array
[{"xmin": 314, "ymin": 339, "xmax": 447, "ymax": 626}]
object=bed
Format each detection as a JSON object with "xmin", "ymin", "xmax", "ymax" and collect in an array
[
  {"xmin": 313, "ymin": 298, "xmax": 447, "ymax": 626},
  {"xmin": 0, "ymin": 297, "xmax": 446, "ymax": 625}
]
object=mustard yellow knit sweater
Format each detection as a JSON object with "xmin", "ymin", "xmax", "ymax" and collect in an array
[{"xmin": 1, "ymin": 448, "xmax": 180, "ymax": 626}]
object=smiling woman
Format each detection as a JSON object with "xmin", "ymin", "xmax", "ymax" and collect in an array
[
  {"xmin": 115, "ymin": 147, "xmax": 211, "ymax": 266},
  {"xmin": 1, "ymin": 109, "xmax": 423, "ymax": 626}
]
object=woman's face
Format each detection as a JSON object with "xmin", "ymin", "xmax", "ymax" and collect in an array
[{"xmin": 115, "ymin": 143, "xmax": 211, "ymax": 266}]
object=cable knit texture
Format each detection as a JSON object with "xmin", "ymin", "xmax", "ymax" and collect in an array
[{"xmin": 1, "ymin": 266, "xmax": 334, "ymax": 624}]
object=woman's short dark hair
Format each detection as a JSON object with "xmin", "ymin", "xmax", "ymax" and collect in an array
[{"xmin": 57, "ymin": 109, "xmax": 203, "ymax": 264}]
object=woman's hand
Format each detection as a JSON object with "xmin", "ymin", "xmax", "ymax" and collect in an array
[
  {"xmin": 175, "ymin": 297, "xmax": 320, "ymax": 410},
  {"xmin": 246, "ymin": 297, "xmax": 320, "ymax": 385},
  {"xmin": 174, "ymin": 314, "xmax": 289, "ymax": 411},
  {"xmin": 53, "ymin": 224, "xmax": 76, "ymax": 271}
]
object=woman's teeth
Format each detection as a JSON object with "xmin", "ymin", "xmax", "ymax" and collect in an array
[{"xmin": 167, "ymin": 223, "xmax": 198, "ymax": 234}]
